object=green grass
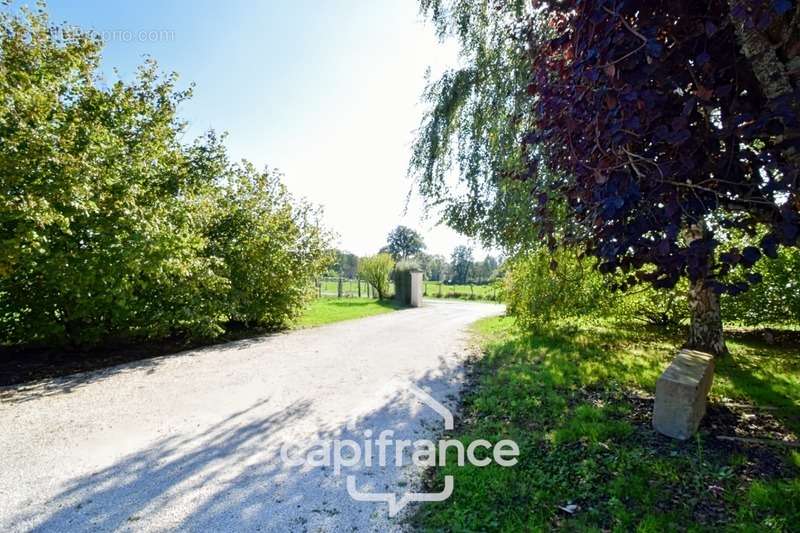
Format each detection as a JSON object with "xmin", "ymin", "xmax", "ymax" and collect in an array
[
  {"xmin": 423, "ymin": 281, "xmax": 501, "ymax": 301},
  {"xmin": 316, "ymin": 278, "xmax": 503, "ymax": 301},
  {"xmin": 412, "ymin": 317, "xmax": 800, "ymax": 531},
  {"xmin": 293, "ymin": 297, "xmax": 403, "ymax": 327},
  {"xmin": 317, "ymin": 278, "xmax": 381, "ymax": 298}
]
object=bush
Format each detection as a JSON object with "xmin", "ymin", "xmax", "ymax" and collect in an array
[
  {"xmin": 722, "ymin": 247, "xmax": 800, "ymax": 326},
  {"xmin": 358, "ymin": 254, "xmax": 395, "ymax": 300},
  {"xmin": 205, "ymin": 163, "xmax": 332, "ymax": 328},
  {"xmin": 613, "ymin": 281, "xmax": 689, "ymax": 328},
  {"xmin": 505, "ymin": 243, "xmax": 799, "ymax": 331},
  {"xmin": 395, "ymin": 259, "xmax": 421, "ymax": 272},
  {"xmin": 504, "ymin": 247, "xmax": 612, "ymax": 329},
  {"xmin": 500, "ymin": 233, "xmax": 800, "ymax": 334},
  {"xmin": 0, "ymin": 9, "xmax": 332, "ymax": 347}
]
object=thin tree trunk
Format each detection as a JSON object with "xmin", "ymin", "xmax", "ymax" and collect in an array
[
  {"xmin": 687, "ymin": 276, "xmax": 729, "ymax": 357},
  {"xmin": 728, "ymin": 0, "xmax": 800, "ymax": 171},
  {"xmin": 684, "ymin": 223, "xmax": 729, "ymax": 357}
]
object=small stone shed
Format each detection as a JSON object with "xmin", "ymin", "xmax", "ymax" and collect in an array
[{"xmin": 394, "ymin": 268, "xmax": 423, "ymax": 307}]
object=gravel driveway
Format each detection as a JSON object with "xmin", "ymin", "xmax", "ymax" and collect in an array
[{"xmin": 0, "ymin": 299, "xmax": 503, "ymax": 532}]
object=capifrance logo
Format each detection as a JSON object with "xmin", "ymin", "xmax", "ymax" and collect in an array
[{"xmin": 279, "ymin": 384, "xmax": 519, "ymax": 516}]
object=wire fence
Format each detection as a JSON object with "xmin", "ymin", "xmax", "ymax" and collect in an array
[
  {"xmin": 315, "ymin": 277, "xmax": 394, "ymax": 298},
  {"xmin": 315, "ymin": 277, "xmax": 501, "ymax": 301}
]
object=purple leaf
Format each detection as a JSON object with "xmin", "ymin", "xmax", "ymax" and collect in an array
[
  {"xmin": 760, "ymin": 235, "xmax": 779, "ymax": 258},
  {"xmin": 747, "ymin": 273, "xmax": 763, "ymax": 284},
  {"xmin": 773, "ymin": 0, "xmax": 792, "ymax": 16},
  {"xmin": 646, "ymin": 40, "xmax": 663, "ymax": 58},
  {"xmin": 741, "ymin": 246, "xmax": 761, "ymax": 267}
]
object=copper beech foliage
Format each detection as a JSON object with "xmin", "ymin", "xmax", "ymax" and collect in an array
[{"xmin": 523, "ymin": 0, "xmax": 799, "ymax": 295}]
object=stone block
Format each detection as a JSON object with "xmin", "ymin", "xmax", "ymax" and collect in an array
[
  {"xmin": 409, "ymin": 270, "xmax": 423, "ymax": 307},
  {"xmin": 395, "ymin": 269, "xmax": 424, "ymax": 307},
  {"xmin": 653, "ymin": 349, "xmax": 715, "ymax": 440}
]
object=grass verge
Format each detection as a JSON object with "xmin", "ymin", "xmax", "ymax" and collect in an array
[
  {"xmin": 412, "ymin": 317, "xmax": 800, "ymax": 531},
  {"xmin": 293, "ymin": 297, "xmax": 403, "ymax": 328}
]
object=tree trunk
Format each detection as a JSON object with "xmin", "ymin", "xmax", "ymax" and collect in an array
[
  {"xmin": 683, "ymin": 223, "xmax": 729, "ymax": 357},
  {"xmin": 687, "ymin": 277, "xmax": 729, "ymax": 357},
  {"xmin": 728, "ymin": 0, "xmax": 800, "ymax": 170}
]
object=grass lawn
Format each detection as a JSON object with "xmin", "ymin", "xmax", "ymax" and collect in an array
[
  {"xmin": 317, "ymin": 278, "xmax": 380, "ymax": 298},
  {"xmin": 424, "ymin": 281, "xmax": 501, "ymax": 301},
  {"xmin": 412, "ymin": 317, "xmax": 800, "ymax": 531},
  {"xmin": 293, "ymin": 297, "xmax": 403, "ymax": 328},
  {"xmin": 317, "ymin": 279, "xmax": 503, "ymax": 302}
]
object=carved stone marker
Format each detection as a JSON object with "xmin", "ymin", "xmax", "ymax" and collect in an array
[{"xmin": 653, "ymin": 349, "xmax": 715, "ymax": 440}]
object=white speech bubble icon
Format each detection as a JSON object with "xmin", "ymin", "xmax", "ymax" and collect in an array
[{"xmin": 346, "ymin": 474, "xmax": 454, "ymax": 517}]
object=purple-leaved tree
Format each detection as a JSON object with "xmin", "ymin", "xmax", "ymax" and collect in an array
[{"xmin": 524, "ymin": 0, "xmax": 800, "ymax": 355}]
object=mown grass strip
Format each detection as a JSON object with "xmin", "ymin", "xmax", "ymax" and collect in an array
[
  {"xmin": 293, "ymin": 297, "xmax": 404, "ymax": 328},
  {"xmin": 412, "ymin": 317, "xmax": 800, "ymax": 531}
]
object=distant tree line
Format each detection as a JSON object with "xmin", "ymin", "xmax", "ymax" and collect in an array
[{"xmin": 329, "ymin": 226, "xmax": 502, "ymax": 286}]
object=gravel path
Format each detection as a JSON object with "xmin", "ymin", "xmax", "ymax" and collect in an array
[{"xmin": 0, "ymin": 299, "xmax": 503, "ymax": 532}]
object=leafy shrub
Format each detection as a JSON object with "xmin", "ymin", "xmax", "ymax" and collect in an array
[
  {"xmin": 722, "ymin": 247, "xmax": 800, "ymax": 326},
  {"xmin": 612, "ymin": 235, "xmax": 800, "ymax": 329},
  {"xmin": 613, "ymin": 281, "xmax": 689, "ymax": 328},
  {"xmin": 504, "ymin": 247, "xmax": 612, "ymax": 329},
  {"xmin": 395, "ymin": 259, "xmax": 421, "ymax": 272},
  {"xmin": 0, "ymin": 9, "xmax": 332, "ymax": 347},
  {"xmin": 506, "ymin": 244, "xmax": 799, "ymax": 330},
  {"xmin": 205, "ymin": 163, "xmax": 332, "ymax": 328},
  {"xmin": 358, "ymin": 253, "xmax": 395, "ymax": 300}
]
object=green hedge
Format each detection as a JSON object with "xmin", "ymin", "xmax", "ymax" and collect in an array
[
  {"xmin": 0, "ymin": 9, "xmax": 331, "ymax": 348},
  {"xmin": 504, "ymin": 244, "xmax": 800, "ymax": 330}
]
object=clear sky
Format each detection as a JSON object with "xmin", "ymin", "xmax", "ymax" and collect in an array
[{"xmin": 31, "ymin": 0, "xmax": 494, "ymax": 260}]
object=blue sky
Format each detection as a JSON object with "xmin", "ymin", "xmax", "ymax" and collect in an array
[{"xmin": 29, "ymin": 0, "xmax": 493, "ymax": 259}]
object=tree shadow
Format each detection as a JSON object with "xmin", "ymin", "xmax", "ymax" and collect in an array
[
  {"xmin": 3, "ymin": 359, "xmax": 470, "ymax": 531},
  {"xmin": 322, "ymin": 299, "xmax": 405, "ymax": 310},
  {"xmin": 714, "ymin": 339, "xmax": 800, "ymax": 433},
  {"xmin": 486, "ymin": 319, "xmax": 800, "ymax": 433},
  {"xmin": 0, "ymin": 334, "xmax": 281, "ymax": 405}
]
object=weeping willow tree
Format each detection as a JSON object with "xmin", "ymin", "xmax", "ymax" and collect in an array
[{"xmin": 411, "ymin": 0, "xmax": 557, "ymax": 252}]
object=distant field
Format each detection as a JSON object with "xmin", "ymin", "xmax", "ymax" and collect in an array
[
  {"xmin": 316, "ymin": 278, "xmax": 501, "ymax": 301},
  {"xmin": 294, "ymin": 297, "xmax": 403, "ymax": 327},
  {"xmin": 316, "ymin": 279, "xmax": 387, "ymax": 298},
  {"xmin": 423, "ymin": 281, "xmax": 501, "ymax": 301}
]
